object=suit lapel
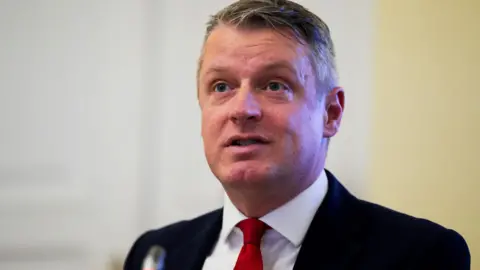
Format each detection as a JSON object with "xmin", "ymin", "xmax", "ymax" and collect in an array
[
  {"xmin": 167, "ymin": 209, "xmax": 223, "ymax": 270},
  {"xmin": 165, "ymin": 171, "xmax": 366, "ymax": 270},
  {"xmin": 293, "ymin": 170, "xmax": 367, "ymax": 270}
]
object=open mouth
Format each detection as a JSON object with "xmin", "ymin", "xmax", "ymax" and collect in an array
[
  {"xmin": 230, "ymin": 139, "xmax": 268, "ymax": 146},
  {"xmin": 225, "ymin": 135, "xmax": 270, "ymax": 147}
]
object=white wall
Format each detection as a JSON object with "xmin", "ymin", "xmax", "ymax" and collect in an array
[{"xmin": 0, "ymin": 0, "xmax": 148, "ymax": 268}]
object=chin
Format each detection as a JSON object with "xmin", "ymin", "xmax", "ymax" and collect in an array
[{"xmin": 218, "ymin": 161, "xmax": 277, "ymax": 188}]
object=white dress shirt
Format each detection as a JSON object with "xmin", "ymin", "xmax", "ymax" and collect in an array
[{"xmin": 203, "ymin": 170, "xmax": 328, "ymax": 270}]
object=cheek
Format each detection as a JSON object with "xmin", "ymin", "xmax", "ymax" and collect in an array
[
  {"xmin": 282, "ymin": 108, "xmax": 322, "ymax": 145},
  {"xmin": 265, "ymin": 109, "xmax": 302, "ymax": 153},
  {"xmin": 201, "ymin": 110, "xmax": 224, "ymax": 144},
  {"xmin": 273, "ymin": 107, "xmax": 303, "ymax": 134}
]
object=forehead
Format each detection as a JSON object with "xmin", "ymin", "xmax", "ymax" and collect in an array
[{"xmin": 199, "ymin": 25, "xmax": 311, "ymax": 78}]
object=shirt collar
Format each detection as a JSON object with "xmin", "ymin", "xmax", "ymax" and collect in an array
[{"xmin": 220, "ymin": 170, "xmax": 328, "ymax": 247}]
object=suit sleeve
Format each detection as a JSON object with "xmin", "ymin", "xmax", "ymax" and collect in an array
[
  {"xmin": 123, "ymin": 230, "xmax": 154, "ymax": 270},
  {"xmin": 413, "ymin": 229, "xmax": 470, "ymax": 270}
]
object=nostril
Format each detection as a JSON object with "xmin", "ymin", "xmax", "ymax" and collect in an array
[
  {"xmin": 231, "ymin": 110, "xmax": 262, "ymax": 121},
  {"xmin": 229, "ymin": 98, "xmax": 262, "ymax": 122}
]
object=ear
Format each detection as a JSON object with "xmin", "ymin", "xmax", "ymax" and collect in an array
[{"xmin": 323, "ymin": 87, "xmax": 345, "ymax": 138}]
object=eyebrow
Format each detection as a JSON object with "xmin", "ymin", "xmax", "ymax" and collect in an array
[{"xmin": 203, "ymin": 60, "xmax": 297, "ymax": 78}]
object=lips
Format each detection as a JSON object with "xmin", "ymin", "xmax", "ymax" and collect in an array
[{"xmin": 224, "ymin": 135, "xmax": 270, "ymax": 147}]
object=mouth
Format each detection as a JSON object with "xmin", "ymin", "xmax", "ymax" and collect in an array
[{"xmin": 225, "ymin": 135, "xmax": 270, "ymax": 147}]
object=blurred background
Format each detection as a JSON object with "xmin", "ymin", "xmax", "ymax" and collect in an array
[{"xmin": 0, "ymin": 0, "xmax": 478, "ymax": 269}]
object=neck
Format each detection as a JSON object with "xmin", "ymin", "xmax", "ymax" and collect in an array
[
  {"xmin": 225, "ymin": 164, "xmax": 325, "ymax": 218},
  {"xmin": 224, "ymin": 140, "xmax": 329, "ymax": 217}
]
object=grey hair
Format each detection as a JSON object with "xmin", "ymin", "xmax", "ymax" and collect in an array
[{"xmin": 198, "ymin": 0, "xmax": 338, "ymax": 95}]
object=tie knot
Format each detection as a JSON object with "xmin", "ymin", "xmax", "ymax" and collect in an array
[{"xmin": 237, "ymin": 218, "xmax": 269, "ymax": 246}]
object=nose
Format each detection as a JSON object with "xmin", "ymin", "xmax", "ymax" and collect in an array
[{"xmin": 229, "ymin": 88, "xmax": 262, "ymax": 124}]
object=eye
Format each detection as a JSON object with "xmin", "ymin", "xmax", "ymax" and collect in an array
[
  {"xmin": 265, "ymin": 81, "xmax": 288, "ymax": 92},
  {"xmin": 213, "ymin": 82, "xmax": 231, "ymax": 93}
]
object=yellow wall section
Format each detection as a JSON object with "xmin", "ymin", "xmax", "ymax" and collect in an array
[{"xmin": 372, "ymin": 0, "xmax": 479, "ymax": 268}]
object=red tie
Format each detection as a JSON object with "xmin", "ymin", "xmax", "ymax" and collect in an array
[{"xmin": 234, "ymin": 218, "xmax": 269, "ymax": 270}]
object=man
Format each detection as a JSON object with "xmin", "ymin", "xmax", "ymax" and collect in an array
[{"xmin": 124, "ymin": 0, "xmax": 470, "ymax": 269}]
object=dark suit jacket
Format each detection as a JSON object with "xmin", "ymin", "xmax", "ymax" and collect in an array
[{"xmin": 124, "ymin": 170, "xmax": 470, "ymax": 269}]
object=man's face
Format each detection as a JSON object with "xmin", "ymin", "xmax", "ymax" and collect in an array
[{"xmin": 198, "ymin": 25, "xmax": 334, "ymax": 189}]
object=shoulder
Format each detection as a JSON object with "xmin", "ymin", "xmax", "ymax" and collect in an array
[
  {"xmin": 357, "ymin": 198, "xmax": 461, "ymax": 239},
  {"xmin": 357, "ymin": 199, "xmax": 470, "ymax": 268},
  {"xmin": 123, "ymin": 208, "xmax": 222, "ymax": 269},
  {"xmin": 359, "ymin": 198, "xmax": 444, "ymax": 233}
]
